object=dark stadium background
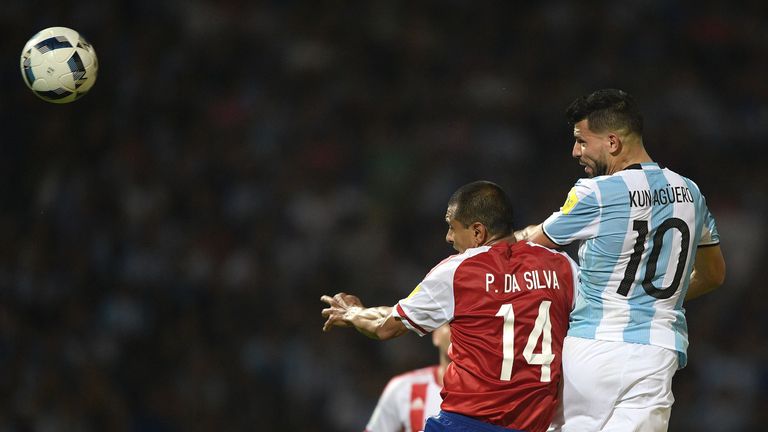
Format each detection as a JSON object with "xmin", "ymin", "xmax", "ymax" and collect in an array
[{"xmin": 2, "ymin": 1, "xmax": 765, "ymax": 431}]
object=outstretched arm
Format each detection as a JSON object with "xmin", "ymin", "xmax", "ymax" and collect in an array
[
  {"xmin": 686, "ymin": 245, "xmax": 725, "ymax": 301},
  {"xmin": 321, "ymin": 292, "xmax": 409, "ymax": 340}
]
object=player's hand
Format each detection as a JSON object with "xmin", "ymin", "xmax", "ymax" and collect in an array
[
  {"xmin": 514, "ymin": 224, "xmax": 539, "ymax": 241},
  {"xmin": 320, "ymin": 292, "xmax": 364, "ymax": 332}
]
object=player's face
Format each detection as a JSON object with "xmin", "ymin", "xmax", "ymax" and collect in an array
[
  {"xmin": 572, "ymin": 119, "xmax": 609, "ymax": 178},
  {"xmin": 445, "ymin": 205, "xmax": 475, "ymax": 253}
]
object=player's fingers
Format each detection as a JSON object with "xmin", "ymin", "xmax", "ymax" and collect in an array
[
  {"xmin": 336, "ymin": 292, "xmax": 361, "ymax": 308},
  {"xmin": 320, "ymin": 295, "xmax": 335, "ymax": 306},
  {"xmin": 321, "ymin": 307, "xmax": 336, "ymax": 318},
  {"xmin": 344, "ymin": 294, "xmax": 362, "ymax": 306},
  {"xmin": 323, "ymin": 315, "xmax": 340, "ymax": 332}
]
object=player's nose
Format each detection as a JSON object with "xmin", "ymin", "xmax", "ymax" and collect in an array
[{"xmin": 572, "ymin": 142, "xmax": 582, "ymax": 158}]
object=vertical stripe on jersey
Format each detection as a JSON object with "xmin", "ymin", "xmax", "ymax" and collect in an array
[
  {"xmin": 571, "ymin": 242, "xmax": 595, "ymax": 337},
  {"xmin": 557, "ymin": 181, "xmax": 604, "ymax": 340},
  {"xmin": 669, "ymin": 176, "xmax": 706, "ymax": 367},
  {"xmin": 652, "ymin": 169, "xmax": 695, "ymax": 357},
  {"xmin": 607, "ymin": 170, "xmax": 652, "ymax": 344},
  {"xmin": 588, "ymin": 178, "xmax": 631, "ymax": 341},
  {"xmin": 623, "ymin": 167, "xmax": 675, "ymax": 345},
  {"xmin": 409, "ymin": 383, "xmax": 428, "ymax": 432}
]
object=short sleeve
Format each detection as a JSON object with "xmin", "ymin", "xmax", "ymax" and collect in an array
[
  {"xmin": 542, "ymin": 180, "xmax": 602, "ymax": 246},
  {"xmin": 685, "ymin": 179, "xmax": 720, "ymax": 247},
  {"xmin": 392, "ymin": 253, "xmax": 471, "ymax": 336},
  {"xmin": 698, "ymin": 205, "xmax": 720, "ymax": 246}
]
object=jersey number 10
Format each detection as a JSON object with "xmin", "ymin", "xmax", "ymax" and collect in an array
[
  {"xmin": 495, "ymin": 301, "xmax": 554, "ymax": 383},
  {"xmin": 617, "ymin": 218, "xmax": 691, "ymax": 299}
]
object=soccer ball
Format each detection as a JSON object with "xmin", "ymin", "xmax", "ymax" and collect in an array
[{"xmin": 20, "ymin": 27, "xmax": 98, "ymax": 103}]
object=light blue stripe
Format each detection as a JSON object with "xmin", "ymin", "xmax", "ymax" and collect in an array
[
  {"xmin": 545, "ymin": 187, "xmax": 600, "ymax": 245},
  {"xmin": 548, "ymin": 184, "xmax": 605, "ymax": 338},
  {"xmin": 678, "ymin": 176, "xmax": 704, "ymax": 300},
  {"xmin": 568, "ymin": 177, "xmax": 629, "ymax": 339},
  {"xmin": 672, "ymin": 177, "xmax": 705, "ymax": 367},
  {"xmin": 623, "ymin": 168, "xmax": 673, "ymax": 344},
  {"xmin": 569, "ymin": 240, "xmax": 599, "ymax": 339}
]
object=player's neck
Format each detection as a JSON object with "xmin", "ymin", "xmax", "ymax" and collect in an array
[
  {"xmin": 610, "ymin": 145, "xmax": 652, "ymax": 175},
  {"xmin": 484, "ymin": 234, "xmax": 516, "ymax": 247}
]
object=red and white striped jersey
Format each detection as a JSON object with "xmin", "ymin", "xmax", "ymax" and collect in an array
[
  {"xmin": 364, "ymin": 365, "xmax": 442, "ymax": 432},
  {"xmin": 393, "ymin": 241, "xmax": 578, "ymax": 432}
]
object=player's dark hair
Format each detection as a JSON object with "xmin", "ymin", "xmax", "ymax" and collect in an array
[
  {"xmin": 566, "ymin": 89, "xmax": 643, "ymax": 136},
  {"xmin": 448, "ymin": 181, "xmax": 514, "ymax": 237}
]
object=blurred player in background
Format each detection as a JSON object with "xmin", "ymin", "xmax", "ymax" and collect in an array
[
  {"xmin": 322, "ymin": 181, "xmax": 579, "ymax": 432},
  {"xmin": 364, "ymin": 324, "xmax": 450, "ymax": 432},
  {"xmin": 516, "ymin": 89, "xmax": 726, "ymax": 431}
]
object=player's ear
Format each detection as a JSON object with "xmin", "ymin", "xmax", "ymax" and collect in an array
[
  {"xmin": 472, "ymin": 222, "xmax": 487, "ymax": 246},
  {"xmin": 607, "ymin": 133, "xmax": 622, "ymax": 155}
]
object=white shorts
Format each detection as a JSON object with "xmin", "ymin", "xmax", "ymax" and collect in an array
[{"xmin": 550, "ymin": 336, "xmax": 678, "ymax": 432}]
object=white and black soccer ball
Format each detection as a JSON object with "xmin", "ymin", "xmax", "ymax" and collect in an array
[{"xmin": 20, "ymin": 26, "xmax": 98, "ymax": 103}]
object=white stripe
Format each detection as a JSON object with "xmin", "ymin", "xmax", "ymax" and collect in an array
[
  {"xmin": 649, "ymin": 169, "xmax": 693, "ymax": 349},
  {"xmin": 593, "ymin": 172, "xmax": 649, "ymax": 340}
]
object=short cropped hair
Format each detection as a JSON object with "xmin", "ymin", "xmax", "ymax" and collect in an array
[
  {"xmin": 566, "ymin": 89, "xmax": 644, "ymax": 136},
  {"xmin": 448, "ymin": 181, "xmax": 514, "ymax": 237}
]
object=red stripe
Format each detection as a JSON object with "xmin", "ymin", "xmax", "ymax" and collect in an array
[
  {"xmin": 396, "ymin": 304, "xmax": 428, "ymax": 335},
  {"xmin": 409, "ymin": 383, "xmax": 428, "ymax": 432}
]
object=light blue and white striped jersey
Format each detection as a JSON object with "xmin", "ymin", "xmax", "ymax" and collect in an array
[{"xmin": 542, "ymin": 162, "xmax": 719, "ymax": 367}]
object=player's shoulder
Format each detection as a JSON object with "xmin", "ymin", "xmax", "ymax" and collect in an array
[
  {"xmin": 424, "ymin": 246, "xmax": 492, "ymax": 280},
  {"xmin": 570, "ymin": 176, "xmax": 600, "ymax": 192},
  {"xmin": 594, "ymin": 170, "xmax": 639, "ymax": 191},
  {"xmin": 435, "ymin": 246, "xmax": 494, "ymax": 272},
  {"xmin": 438, "ymin": 246, "xmax": 492, "ymax": 267},
  {"xmin": 386, "ymin": 365, "xmax": 439, "ymax": 387},
  {"xmin": 517, "ymin": 241, "xmax": 578, "ymax": 265},
  {"xmin": 584, "ymin": 167, "xmax": 655, "ymax": 200},
  {"xmin": 662, "ymin": 167, "xmax": 704, "ymax": 194},
  {"xmin": 401, "ymin": 364, "xmax": 439, "ymax": 378},
  {"xmin": 567, "ymin": 176, "xmax": 618, "ymax": 201},
  {"xmin": 516, "ymin": 240, "xmax": 566, "ymax": 256}
]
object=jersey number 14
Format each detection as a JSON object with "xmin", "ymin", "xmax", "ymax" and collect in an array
[{"xmin": 495, "ymin": 301, "xmax": 554, "ymax": 383}]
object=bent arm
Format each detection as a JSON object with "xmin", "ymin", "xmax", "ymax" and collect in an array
[
  {"xmin": 686, "ymin": 245, "xmax": 725, "ymax": 301},
  {"xmin": 321, "ymin": 293, "xmax": 409, "ymax": 340}
]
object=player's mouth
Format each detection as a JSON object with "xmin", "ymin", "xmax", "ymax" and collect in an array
[{"xmin": 579, "ymin": 161, "xmax": 591, "ymax": 174}]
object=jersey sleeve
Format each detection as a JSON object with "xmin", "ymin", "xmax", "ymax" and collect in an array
[
  {"xmin": 365, "ymin": 376, "xmax": 406, "ymax": 432},
  {"xmin": 392, "ymin": 255, "xmax": 464, "ymax": 336},
  {"xmin": 684, "ymin": 179, "xmax": 720, "ymax": 247},
  {"xmin": 698, "ymin": 205, "xmax": 720, "ymax": 246},
  {"xmin": 542, "ymin": 180, "xmax": 602, "ymax": 246}
]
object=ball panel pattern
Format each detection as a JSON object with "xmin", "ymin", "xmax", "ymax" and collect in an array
[{"xmin": 19, "ymin": 26, "xmax": 98, "ymax": 103}]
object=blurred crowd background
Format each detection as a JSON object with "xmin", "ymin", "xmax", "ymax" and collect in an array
[{"xmin": 1, "ymin": 1, "xmax": 766, "ymax": 431}]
